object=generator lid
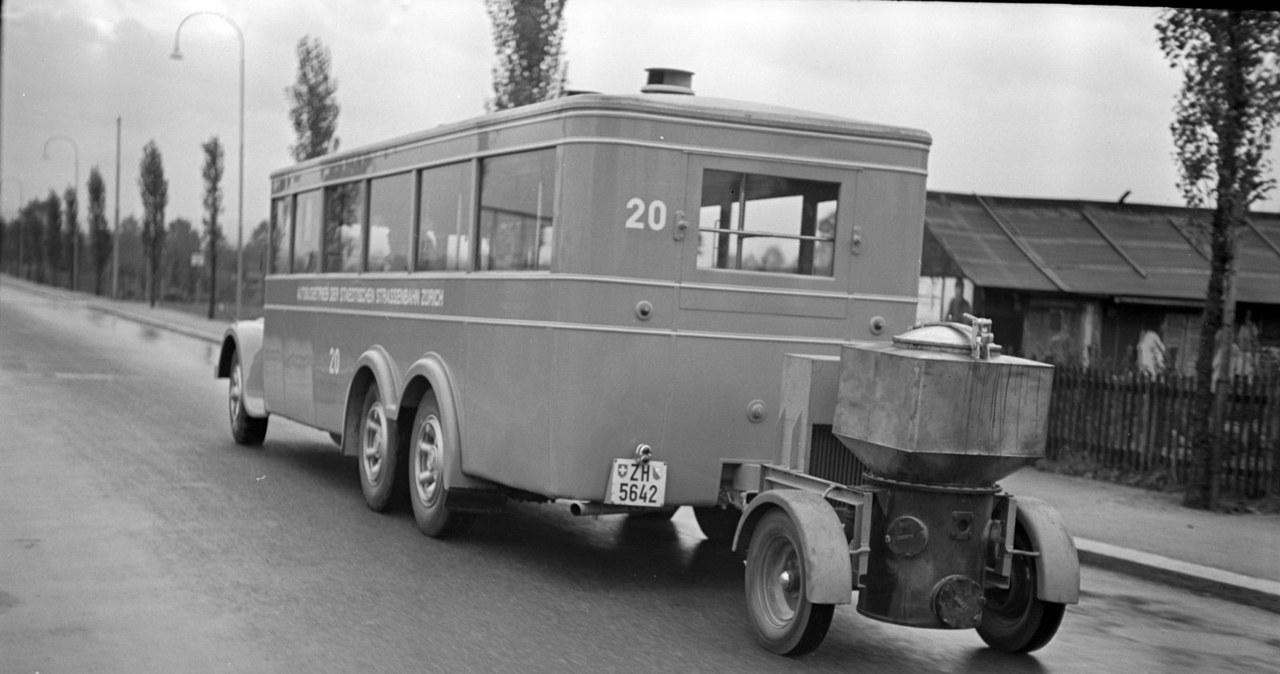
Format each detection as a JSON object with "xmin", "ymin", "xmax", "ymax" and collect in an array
[{"xmin": 892, "ymin": 321, "xmax": 1003, "ymax": 358}]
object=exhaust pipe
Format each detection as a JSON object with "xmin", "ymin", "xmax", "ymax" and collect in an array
[{"xmin": 569, "ymin": 502, "xmax": 633, "ymax": 517}]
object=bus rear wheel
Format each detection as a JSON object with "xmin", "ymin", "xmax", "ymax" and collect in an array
[
  {"xmin": 357, "ymin": 386, "xmax": 400, "ymax": 512},
  {"xmin": 228, "ymin": 350, "xmax": 267, "ymax": 446},
  {"xmin": 409, "ymin": 393, "xmax": 474, "ymax": 538},
  {"xmin": 694, "ymin": 506, "xmax": 740, "ymax": 544}
]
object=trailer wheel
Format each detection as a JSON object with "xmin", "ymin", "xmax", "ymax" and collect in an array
[
  {"xmin": 408, "ymin": 392, "xmax": 474, "ymax": 537},
  {"xmin": 693, "ymin": 506, "xmax": 740, "ymax": 544},
  {"xmin": 228, "ymin": 350, "xmax": 267, "ymax": 446},
  {"xmin": 977, "ymin": 526, "xmax": 1066, "ymax": 653},
  {"xmin": 744, "ymin": 510, "xmax": 835, "ymax": 655},
  {"xmin": 357, "ymin": 387, "xmax": 399, "ymax": 512}
]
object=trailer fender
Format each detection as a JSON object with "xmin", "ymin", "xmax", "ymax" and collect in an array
[
  {"xmin": 215, "ymin": 319, "xmax": 267, "ymax": 418},
  {"xmin": 1013, "ymin": 496, "xmax": 1080, "ymax": 604},
  {"xmin": 734, "ymin": 490, "xmax": 853, "ymax": 605},
  {"xmin": 402, "ymin": 354, "xmax": 492, "ymax": 491}
]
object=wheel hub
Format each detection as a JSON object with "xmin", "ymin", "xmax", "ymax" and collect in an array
[
  {"xmin": 415, "ymin": 415, "xmax": 442, "ymax": 504},
  {"xmin": 362, "ymin": 402, "xmax": 387, "ymax": 482},
  {"xmin": 229, "ymin": 364, "xmax": 243, "ymax": 421}
]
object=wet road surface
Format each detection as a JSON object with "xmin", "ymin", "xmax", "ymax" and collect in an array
[{"xmin": 1, "ymin": 284, "xmax": 1277, "ymax": 673}]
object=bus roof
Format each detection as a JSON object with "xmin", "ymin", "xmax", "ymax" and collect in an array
[{"xmin": 272, "ymin": 91, "xmax": 932, "ymax": 180}]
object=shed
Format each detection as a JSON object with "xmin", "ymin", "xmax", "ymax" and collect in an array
[{"xmin": 918, "ymin": 192, "xmax": 1280, "ymax": 374}]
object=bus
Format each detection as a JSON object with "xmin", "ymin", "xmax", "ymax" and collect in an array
[{"xmin": 216, "ymin": 68, "xmax": 930, "ymax": 541}]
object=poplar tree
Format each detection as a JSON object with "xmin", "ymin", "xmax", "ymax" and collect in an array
[
  {"xmin": 202, "ymin": 136, "xmax": 225, "ymax": 319},
  {"xmin": 138, "ymin": 141, "xmax": 168, "ymax": 307},
  {"xmin": 287, "ymin": 35, "xmax": 341, "ymax": 162},
  {"xmin": 42, "ymin": 190, "xmax": 61, "ymax": 285},
  {"xmin": 1156, "ymin": 9, "xmax": 1280, "ymax": 510},
  {"xmin": 485, "ymin": 0, "xmax": 568, "ymax": 111},
  {"xmin": 87, "ymin": 167, "xmax": 111, "ymax": 296},
  {"xmin": 63, "ymin": 186, "xmax": 78, "ymax": 290}
]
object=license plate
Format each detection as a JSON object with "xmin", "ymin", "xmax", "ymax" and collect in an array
[{"xmin": 605, "ymin": 458, "xmax": 667, "ymax": 508}]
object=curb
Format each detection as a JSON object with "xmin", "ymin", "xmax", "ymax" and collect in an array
[
  {"xmin": 1077, "ymin": 538, "xmax": 1280, "ymax": 614},
  {"xmin": 88, "ymin": 304, "xmax": 223, "ymax": 346}
]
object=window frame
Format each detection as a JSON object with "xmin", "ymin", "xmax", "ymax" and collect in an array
[
  {"xmin": 684, "ymin": 155, "xmax": 856, "ymax": 291},
  {"xmin": 474, "ymin": 147, "xmax": 559, "ymax": 273}
]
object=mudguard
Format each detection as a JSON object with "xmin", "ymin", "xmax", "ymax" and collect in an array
[
  {"xmin": 1014, "ymin": 496, "xmax": 1081, "ymax": 604},
  {"xmin": 402, "ymin": 353, "xmax": 496, "ymax": 492},
  {"xmin": 216, "ymin": 319, "xmax": 267, "ymax": 418},
  {"xmin": 347, "ymin": 346, "xmax": 404, "ymax": 420},
  {"xmin": 734, "ymin": 489, "xmax": 853, "ymax": 605}
]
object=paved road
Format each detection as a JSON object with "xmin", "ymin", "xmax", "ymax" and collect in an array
[{"xmin": 2, "ymin": 285, "xmax": 1277, "ymax": 673}]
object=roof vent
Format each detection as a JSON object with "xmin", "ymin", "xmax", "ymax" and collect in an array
[{"xmin": 642, "ymin": 68, "xmax": 694, "ymax": 95}]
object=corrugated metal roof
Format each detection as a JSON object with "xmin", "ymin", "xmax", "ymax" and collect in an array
[{"xmin": 925, "ymin": 192, "xmax": 1280, "ymax": 304}]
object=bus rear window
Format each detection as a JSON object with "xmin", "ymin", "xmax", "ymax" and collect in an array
[
  {"xmin": 477, "ymin": 149, "xmax": 556, "ymax": 271},
  {"xmin": 697, "ymin": 170, "xmax": 838, "ymax": 277}
]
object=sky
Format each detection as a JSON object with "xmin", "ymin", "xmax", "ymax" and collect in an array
[{"xmin": 2, "ymin": 0, "xmax": 1278, "ymax": 241}]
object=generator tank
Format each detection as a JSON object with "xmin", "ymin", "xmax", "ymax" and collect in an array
[
  {"xmin": 831, "ymin": 318, "xmax": 1055, "ymax": 628},
  {"xmin": 832, "ymin": 319, "xmax": 1054, "ymax": 487}
]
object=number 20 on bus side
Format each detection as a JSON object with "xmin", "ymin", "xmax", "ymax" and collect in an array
[{"xmin": 605, "ymin": 458, "xmax": 667, "ymax": 507}]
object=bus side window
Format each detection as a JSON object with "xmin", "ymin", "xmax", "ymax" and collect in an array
[
  {"xmin": 368, "ymin": 173, "xmax": 414, "ymax": 272},
  {"xmin": 270, "ymin": 196, "xmax": 292, "ymax": 274},
  {"xmin": 417, "ymin": 162, "xmax": 473, "ymax": 272},
  {"xmin": 324, "ymin": 181, "xmax": 367, "ymax": 273},
  {"xmin": 477, "ymin": 149, "xmax": 556, "ymax": 271},
  {"xmin": 697, "ymin": 169, "xmax": 838, "ymax": 277},
  {"xmin": 294, "ymin": 190, "xmax": 323, "ymax": 274}
]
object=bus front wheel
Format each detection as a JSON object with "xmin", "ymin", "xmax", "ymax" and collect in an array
[
  {"xmin": 408, "ymin": 393, "xmax": 474, "ymax": 538},
  {"xmin": 228, "ymin": 350, "xmax": 267, "ymax": 446}
]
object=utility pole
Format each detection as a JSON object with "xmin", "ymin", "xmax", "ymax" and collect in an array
[{"xmin": 113, "ymin": 116, "xmax": 121, "ymax": 298}]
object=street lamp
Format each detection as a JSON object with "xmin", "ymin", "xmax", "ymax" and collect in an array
[
  {"xmin": 43, "ymin": 135, "xmax": 79, "ymax": 290},
  {"xmin": 1, "ymin": 176, "xmax": 23, "ymax": 277},
  {"xmin": 171, "ymin": 11, "xmax": 245, "ymax": 319}
]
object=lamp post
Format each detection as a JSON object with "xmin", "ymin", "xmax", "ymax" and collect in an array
[
  {"xmin": 171, "ymin": 11, "xmax": 244, "ymax": 319},
  {"xmin": 1, "ymin": 176, "xmax": 23, "ymax": 277},
  {"xmin": 43, "ymin": 135, "xmax": 79, "ymax": 290}
]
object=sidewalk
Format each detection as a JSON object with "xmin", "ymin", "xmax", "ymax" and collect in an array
[{"xmin": 5, "ymin": 273, "xmax": 1280, "ymax": 613}]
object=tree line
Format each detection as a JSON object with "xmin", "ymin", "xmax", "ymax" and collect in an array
[{"xmin": 1, "ymin": 0, "xmax": 566, "ymax": 314}]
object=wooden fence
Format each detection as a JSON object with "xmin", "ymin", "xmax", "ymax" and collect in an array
[{"xmin": 1045, "ymin": 368, "xmax": 1280, "ymax": 497}]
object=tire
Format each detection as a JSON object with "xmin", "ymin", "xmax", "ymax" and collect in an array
[
  {"xmin": 694, "ymin": 506, "xmax": 740, "ymax": 544},
  {"xmin": 744, "ymin": 510, "xmax": 835, "ymax": 656},
  {"xmin": 228, "ymin": 350, "xmax": 267, "ymax": 446},
  {"xmin": 357, "ymin": 386, "xmax": 400, "ymax": 512},
  {"xmin": 977, "ymin": 526, "xmax": 1067, "ymax": 653},
  {"xmin": 408, "ymin": 392, "xmax": 474, "ymax": 538}
]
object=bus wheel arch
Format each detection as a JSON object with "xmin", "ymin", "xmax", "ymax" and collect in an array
[
  {"xmin": 341, "ymin": 348, "xmax": 403, "ymax": 456},
  {"xmin": 402, "ymin": 355, "xmax": 475, "ymax": 537},
  {"xmin": 343, "ymin": 349, "xmax": 406, "ymax": 512}
]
